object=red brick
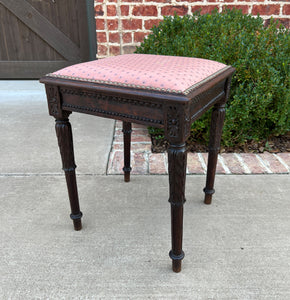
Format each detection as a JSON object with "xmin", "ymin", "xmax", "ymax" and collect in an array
[
  {"xmin": 115, "ymin": 121, "xmax": 147, "ymax": 129},
  {"xmin": 114, "ymin": 134, "xmax": 151, "ymax": 143},
  {"xmin": 134, "ymin": 32, "xmax": 148, "ymax": 42},
  {"xmin": 132, "ymin": 152, "xmax": 147, "ymax": 174},
  {"xmin": 107, "ymin": 151, "xmax": 123, "ymax": 174},
  {"xmin": 113, "ymin": 143, "xmax": 151, "ymax": 152},
  {"xmin": 239, "ymin": 153, "xmax": 267, "ymax": 174},
  {"xmin": 220, "ymin": 153, "xmax": 244, "ymax": 174},
  {"xmin": 107, "ymin": 19, "xmax": 118, "ymax": 30},
  {"xmin": 187, "ymin": 153, "xmax": 204, "ymax": 174},
  {"xmin": 122, "ymin": 32, "xmax": 132, "ymax": 43},
  {"xmin": 123, "ymin": 45, "xmax": 136, "ymax": 54},
  {"xmin": 95, "ymin": 5, "xmax": 104, "ymax": 16},
  {"xmin": 115, "ymin": 120, "xmax": 123, "ymax": 129},
  {"xmin": 144, "ymin": 19, "xmax": 162, "ymax": 30},
  {"xmin": 121, "ymin": 5, "xmax": 130, "ymax": 16},
  {"xmin": 202, "ymin": 153, "xmax": 226, "ymax": 174},
  {"xmin": 96, "ymin": 18, "xmax": 105, "ymax": 30},
  {"xmin": 133, "ymin": 5, "xmax": 158, "ymax": 16},
  {"xmin": 184, "ymin": 0, "xmax": 216, "ymax": 2},
  {"xmin": 149, "ymin": 153, "xmax": 167, "ymax": 174},
  {"xmin": 109, "ymin": 45, "xmax": 120, "ymax": 55},
  {"xmin": 114, "ymin": 128, "xmax": 149, "ymax": 137},
  {"xmin": 132, "ymin": 123, "xmax": 148, "ymax": 129},
  {"xmin": 161, "ymin": 6, "xmax": 189, "ymax": 16},
  {"xmin": 223, "ymin": 5, "xmax": 249, "ymax": 14},
  {"xmin": 283, "ymin": 4, "xmax": 290, "ymax": 15},
  {"xmin": 107, "ymin": 5, "xmax": 117, "ymax": 16},
  {"xmin": 109, "ymin": 32, "xmax": 119, "ymax": 43},
  {"xmin": 258, "ymin": 152, "xmax": 288, "ymax": 173},
  {"xmin": 252, "ymin": 5, "xmax": 280, "ymax": 15},
  {"xmin": 145, "ymin": 0, "xmax": 169, "ymax": 2},
  {"xmin": 191, "ymin": 5, "xmax": 219, "ymax": 15},
  {"xmin": 264, "ymin": 17, "xmax": 290, "ymax": 28},
  {"xmin": 277, "ymin": 18, "xmax": 290, "ymax": 28},
  {"xmin": 97, "ymin": 45, "xmax": 108, "ymax": 57},
  {"xmin": 97, "ymin": 32, "xmax": 107, "ymax": 43},
  {"xmin": 122, "ymin": 19, "xmax": 142, "ymax": 30},
  {"xmin": 276, "ymin": 153, "xmax": 290, "ymax": 170}
]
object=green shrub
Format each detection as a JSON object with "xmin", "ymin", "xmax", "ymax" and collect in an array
[{"xmin": 136, "ymin": 9, "xmax": 290, "ymax": 147}]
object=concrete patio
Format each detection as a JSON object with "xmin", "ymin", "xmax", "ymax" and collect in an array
[{"xmin": 1, "ymin": 81, "xmax": 290, "ymax": 299}]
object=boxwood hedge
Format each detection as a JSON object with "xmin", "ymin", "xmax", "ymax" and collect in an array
[{"xmin": 135, "ymin": 9, "xmax": 290, "ymax": 147}]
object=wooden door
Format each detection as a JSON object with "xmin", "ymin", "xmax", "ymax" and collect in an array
[{"xmin": 0, "ymin": 0, "xmax": 96, "ymax": 78}]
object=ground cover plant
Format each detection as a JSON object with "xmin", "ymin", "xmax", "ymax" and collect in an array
[{"xmin": 135, "ymin": 8, "xmax": 290, "ymax": 151}]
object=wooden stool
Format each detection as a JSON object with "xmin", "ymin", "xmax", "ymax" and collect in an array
[{"xmin": 40, "ymin": 54, "xmax": 235, "ymax": 272}]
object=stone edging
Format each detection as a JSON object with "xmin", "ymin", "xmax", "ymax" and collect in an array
[{"xmin": 107, "ymin": 121, "xmax": 290, "ymax": 175}]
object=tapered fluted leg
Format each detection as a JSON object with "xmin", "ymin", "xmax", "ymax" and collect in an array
[
  {"xmin": 55, "ymin": 117, "xmax": 82, "ymax": 230},
  {"xmin": 122, "ymin": 121, "xmax": 132, "ymax": 182},
  {"xmin": 168, "ymin": 143, "xmax": 187, "ymax": 272},
  {"xmin": 204, "ymin": 102, "xmax": 226, "ymax": 205}
]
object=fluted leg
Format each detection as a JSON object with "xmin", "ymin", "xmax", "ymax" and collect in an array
[
  {"xmin": 122, "ymin": 121, "xmax": 132, "ymax": 182},
  {"xmin": 204, "ymin": 102, "xmax": 226, "ymax": 205},
  {"xmin": 55, "ymin": 117, "xmax": 82, "ymax": 230},
  {"xmin": 168, "ymin": 143, "xmax": 187, "ymax": 272}
]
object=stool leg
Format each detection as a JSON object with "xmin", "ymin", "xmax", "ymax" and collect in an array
[
  {"xmin": 122, "ymin": 121, "xmax": 132, "ymax": 182},
  {"xmin": 204, "ymin": 102, "xmax": 226, "ymax": 205},
  {"xmin": 55, "ymin": 117, "xmax": 82, "ymax": 230},
  {"xmin": 168, "ymin": 143, "xmax": 187, "ymax": 272}
]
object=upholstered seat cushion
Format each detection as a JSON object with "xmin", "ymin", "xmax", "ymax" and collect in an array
[{"xmin": 48, "ymin": 54, "xmax": 230, "ymax": 95}]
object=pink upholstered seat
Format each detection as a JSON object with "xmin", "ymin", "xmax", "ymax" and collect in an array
[{"xmin": 48, "ymin": 54, "xmax": 229, "ymax": 95}]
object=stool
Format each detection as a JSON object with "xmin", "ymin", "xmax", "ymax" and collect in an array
[{"xmin": 40, "ymin": 54, "xmax": 235, "ymax": 272}]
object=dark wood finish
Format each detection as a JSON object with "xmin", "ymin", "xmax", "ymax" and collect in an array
[
  {"xmin": 167, "ymin": 143, "xmax": 187, "ymax": 272},
  {"xmin": 41, "ymin": 65, "xmax": 235, "ymax": 272},
  {"xmin": 46, "ymin": 84, "xmax": 82, "ymax": 230},
  {"xmin": 204, "ymin": 78, "xmax": 232, "ymax": 205},
  {"xmin": 122, "ymin": 122, "xmax": 132, "ymax": 182},
  {"xmin": 0, "ymin": 0, "xmax": 95, "ymax": 78},
  {"xmin": 55, "ymin": 116, "xmax": 82, "ymax": 231},
  {"xmin": 164, "ymin": 102, "xmax": 189, "ymax": 272}
]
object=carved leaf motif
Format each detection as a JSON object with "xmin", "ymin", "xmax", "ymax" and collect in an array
[
  {"xmin": 167, "ymin": 106, "xmax": 179, "ymax": 138},
  {"xmin": 48, "ymin": 86, "xmax": 59, "ymax": 116}
]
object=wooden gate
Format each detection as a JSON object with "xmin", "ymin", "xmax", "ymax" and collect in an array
[{"xmin": 0, "ymin": 0, "xmax": 96, "ymax": 78}]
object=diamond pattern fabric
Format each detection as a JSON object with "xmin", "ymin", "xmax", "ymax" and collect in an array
[{"xmin": 49, "ymin": 54, "xmax": 229, "ymax": 95}]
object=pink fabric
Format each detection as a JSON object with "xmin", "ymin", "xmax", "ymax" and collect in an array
[{"xmin": 49, "ymin": 54, "xmax": 228, "ymax": 95}]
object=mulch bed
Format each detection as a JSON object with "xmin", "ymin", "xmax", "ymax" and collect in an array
[{"xmin": 151, "ymin": 132, "xmax": 290, "ymax": 153}]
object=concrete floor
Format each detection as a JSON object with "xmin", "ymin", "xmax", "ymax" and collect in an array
[
  {"xmin": 1, "ymin": 81, "xmax": 290, "ymax": 299},
  {"xmin": 0, "ymin": 80, "xmax": 114, "ymax": 175}
]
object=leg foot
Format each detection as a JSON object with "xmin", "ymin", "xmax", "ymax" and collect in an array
[
  {"xmin": 169, "ymin": 250, "xmax": 184, "ymax": 272},
  {"xmin": 203, "ymin": 188, "xmax": 215, "ymax": 205},
  {"xmin": 70, "ymin": 212, "xmax": 83, "ymax": 231},
  {"xmin": 122, "ymin": 121, "xmax": 132, "ymax": 182}
]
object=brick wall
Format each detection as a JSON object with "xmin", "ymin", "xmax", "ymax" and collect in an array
[{"xmin": 94, "ymin": 0, "xmax": 290, "ymax": 58}]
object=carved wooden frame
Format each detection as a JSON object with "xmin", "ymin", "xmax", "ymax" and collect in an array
[{"xmin": 40, "ymin": 65, "xmax": 235, "ymax": 273}]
